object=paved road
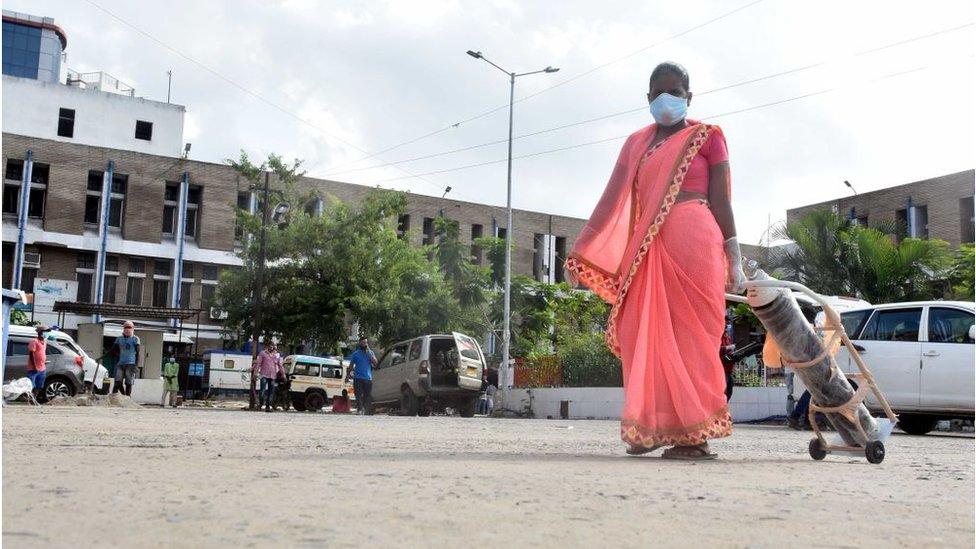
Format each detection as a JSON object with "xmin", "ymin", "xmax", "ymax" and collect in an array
[{"xmin": 3, "ymin": 405, "xmax": 973, "ymax": 548}]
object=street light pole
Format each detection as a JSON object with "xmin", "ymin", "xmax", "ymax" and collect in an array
[{"xmin": 466, "ymin": 50, "xmax": 559, "ymax": 389}]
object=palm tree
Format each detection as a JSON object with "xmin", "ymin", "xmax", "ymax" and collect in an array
[{"xmin": 771, "ymin": 209, "xmax": 952, "ymax": 303}]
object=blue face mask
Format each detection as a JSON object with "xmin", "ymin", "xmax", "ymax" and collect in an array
[{"xmin": 649, "ymin": 92, "xmax": 688, "ymax": 127}]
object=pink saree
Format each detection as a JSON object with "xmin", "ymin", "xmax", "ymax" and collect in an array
[{"xmin": 567, "ymin": 121, "xmax": 732, "ymax": 448}]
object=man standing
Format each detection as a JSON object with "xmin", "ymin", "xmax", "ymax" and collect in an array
[
  {"xmin": 348, "ymin": 337, "xmax": 377, "ymax": 415},
  {"xmin": 254, "ymin": 343, "xmax": 284, "ymax": 413},
  {"xmin": 27, "ymin": 325, "xmax": 50, "ymax": 399},
  {"xmin": 161, "ymin": 353, "xmax": 180, "ymax": 408},
  {"xmin": 111, "ymin": 321, "xmax": 140, "ymax": 396}
]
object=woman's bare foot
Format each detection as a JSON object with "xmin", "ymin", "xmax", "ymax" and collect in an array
[{"xmin": 661, "ymin": 443, "xmax": 717, "ymax": 460}]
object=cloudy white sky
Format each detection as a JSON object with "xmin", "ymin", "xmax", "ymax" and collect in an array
[{"xmin": 10, "ymin": 0, "xmax": 974, "ymax": 243}]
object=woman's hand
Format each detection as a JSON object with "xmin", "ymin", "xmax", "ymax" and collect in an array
[{"xmin": 723, "ymin": 237, "xmax": 747, "ymax": 294}]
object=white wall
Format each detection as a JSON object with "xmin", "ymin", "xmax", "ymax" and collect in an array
[
  {"xmin": 2, "ymin": 75, "xmax": 185, "ymax": 156},
  {"xmin": 498, "ymin": 386, "xmax": 788, "ymax": 423}
]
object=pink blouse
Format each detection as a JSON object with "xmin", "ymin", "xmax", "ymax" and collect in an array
[{"xmin": 681, "ymin": 130, "xmax": 728, "ymax": 195}]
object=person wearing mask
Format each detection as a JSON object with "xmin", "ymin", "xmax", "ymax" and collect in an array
[
  {"xmin": 254, "ymin": 343, "xmax": 284, "ymax": 412},
  {"xmin": 347, "ymin": 337, "xmax": 377, "ymax": 415},
  {"xmin": 111, "ymin": 321, "xmax": 140, "ymax": 396},
  {"xmin": 567, "ymin": 62, "xmax": 743, "ymax": 460},
  {"xmin": 27, "ymin": 325, "xmax": 50, "ymax": 399},
  {"xmin": 161, "ymin": 354, "xmax": 180, "ymax": 408}
]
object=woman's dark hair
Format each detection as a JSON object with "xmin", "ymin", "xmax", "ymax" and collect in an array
[{"xmin": 650, "ymin": 62, "xmax": 690, "ymax": 91}]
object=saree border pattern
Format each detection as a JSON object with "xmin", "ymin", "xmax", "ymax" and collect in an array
[
  {"xmin": 604, "ymin": 124, "xmax": 714, "ymax": 356},
  {"xmin": 565, "ymin": 257, "xmax": 619, "ymax": 304},
  {"xmin": 621, "ymin": 406, "xmax": 733, "ymax": 448}
]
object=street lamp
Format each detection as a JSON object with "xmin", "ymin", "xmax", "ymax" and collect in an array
[
  {"xmin": 466, "ymin": 49, "xmax": 559, "ymax": 390},
  {"xmin": 844, "ymin": 180, "xmax": 858, "ymax": 195}
]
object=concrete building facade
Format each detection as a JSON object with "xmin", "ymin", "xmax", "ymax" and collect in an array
[
  {"xmin": 2, "ymin": 133, "xmax": 586, "ymax": 349},
  {"xmin": 786, "ymin": 170, "xmax": 975, "ymax": 248}
]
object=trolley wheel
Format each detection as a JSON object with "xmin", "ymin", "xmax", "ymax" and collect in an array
[
  {"xmin": 865, "ymin": 440, "xmax": 885, "ymax": 464},
  {"xmin": 808, "ymin": 438, "xmax": 827, "ymax": 461}
]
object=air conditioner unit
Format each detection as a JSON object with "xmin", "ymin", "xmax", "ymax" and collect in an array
[
  {"xmin": 209, "ymin": 307, "xmax": 228, "ymax": 320},
  {"xmin": 23, "ymin": 252, "xmax": 41, "ymax": 269}
]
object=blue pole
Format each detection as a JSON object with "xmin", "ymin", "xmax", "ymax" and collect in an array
[
  {"xmin": 171, "ymin": 171, "xmax": 189, "ymax": 325},
  {"xmin": 94, "ymin": 161, "xmax": 114, "ymax": 323},
  {"xmin": 12, "ymin": 150, "xmax": 33, "ymax": 290}
]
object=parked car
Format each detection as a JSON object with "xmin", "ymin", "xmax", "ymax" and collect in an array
[
  {"xmin": 370, "ymin": 332, "xmax": 486, "ymax": 417},
  {"xmin": 8, "ymin": 325, "xmax": 108, "ymax": 393},
  {"xmin": 283, "ymin": 355, "xmax": 351, "ymax": 412},
  {"xmin": 796, "ymin": 300, "xmax": 975, "ymax": 435},
  {"xmin": 4, "ymin": 331, "xmax": 86, "ymax": 401}
]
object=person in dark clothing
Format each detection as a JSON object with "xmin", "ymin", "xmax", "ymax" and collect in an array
[{"xmin": 720, "ymin": 331, "xmax": 735, "ymax": 402}]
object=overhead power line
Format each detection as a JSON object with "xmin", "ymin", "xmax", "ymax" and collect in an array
[
  {"xmin": 322, "ymin": 21, "xmax": 973, "ymax": 177},
  {"xmin": 362, "ymin": 57, "xmax": 963, "ymax": 185},
  {"xmin": 321, "ymin": 0, "xmax": 767, "ymax": 174}
]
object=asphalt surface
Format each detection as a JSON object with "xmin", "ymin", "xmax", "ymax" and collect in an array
[{"xmin": 2, "ymin": 405, "xmax": 973, "ymax": 548}]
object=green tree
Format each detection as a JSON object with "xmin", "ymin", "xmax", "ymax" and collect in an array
[
  {"xmin": 772, "ymin": 209, "xmax": 953, "ymax": 303},
  {"xmin": 948, "ymin": 244, "xmax": 975, "ymax": 300},
  {"xmin": 218, "ymin": 151, "xmax": 467, "ymax": 350}
]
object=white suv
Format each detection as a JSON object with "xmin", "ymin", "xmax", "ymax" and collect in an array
[{"xmin": 834, "ymin": 301, "xmax": 975, "ymax": 434}]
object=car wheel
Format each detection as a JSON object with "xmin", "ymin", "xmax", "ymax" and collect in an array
[
  {"xmin": 459, "ymin": 398, "xmax": 477, "ymax": 418},
  {"xmin": 291, "ymin": 392, "xmax": 307, "ymax": 412},
  {"xmin": 400, "ymin": 387, "xmax": 419, "ymax": 416},
  {"xmin": 897, "ymin": 415, "xmax": 938, "ymax": 435},
  {"xmin": 305, "ymin": 391, "xmax": 325, "ymax": 412},
  {"xmin": 44, "ymin": 378, "xmax": 75, "ymax": 401}
]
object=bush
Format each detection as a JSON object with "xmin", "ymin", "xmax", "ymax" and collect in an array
[{"xmin": 559, "ymin": 332, "xmax": 622, "ymax": 387}]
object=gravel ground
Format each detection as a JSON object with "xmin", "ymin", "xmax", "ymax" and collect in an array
[{"xmin": 3, "ymin": 405, "xmax": 973, "ymax": 548}]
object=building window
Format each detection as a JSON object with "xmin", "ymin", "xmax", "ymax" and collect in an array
[
  {"xmin": 162, "ymin": 182, "xmax": 179, "ymax": 235},
  {"xmin": 186, "ymin": 186, "xmax": 201, "ymax": 238},
  {"xmin": 128, "ymin": 257, "xmax": 145, "ymax": 274},
  {"xmin": 21, "ymin": 267, "xmax": 38, "ymax": 293},
  {"xmin": 125, "ymin": 277, "xmax": 143, "ymax": 305},
  {"xmin": 103, "ymin": 275, "xmax": 118, "ymax": 304},
  {"xmin": 3, "ymin": 160, "xmax": 49, "ymax": 219},
  {"xmin": 152, "ymin": 279, "xmax": 169, "ymax": 307},
  {"xmin": 961, "ymin": 197, "xmax": 974, "ymax": 244},
  {"xmin": 914, "ymin": 205, "xmax": 929, "ymax": 239},
  {"xmin": 134, "ymin": 120, "xmax": 153, "ymax": 141},
  {"xmin": 180, "ymin": 282, "xmax": 193, "ymax": 308},
  {"xmin": 85, "ymin": 171, "xmax": 128, "ymax": 228},
  {"xmin": 201, "ymin": 265, "xmax": 219, "ymax": 281},
  {"xmin": 182, "ymin": 262, "xmax": 194, "ymax": 279},
  {"xmin": 58, "ymin": 108, "xmax": 75, "ymax": 138},
  {"xmin": 422, "ymin": 217, "xmax": 435, "ymax": 245},
  {"xmin": 555, "ymin": 236, "xmax": 567, "ymax": 284},
  {"xmin": 896, "ymin": 208, "xmax": 908, "ymax": 241},
  {"xmin": 77, "ymin": 252, "xmax": 96, "ymax": 270},
  {"xmin": 105, "ymin": 255, "xmax": 119, "ymax": 272},
  {"xmin": 2, "ymin": 21, "xmax": 42, "ymax": 79},
  {"xmin": 154, "ymin": 260, "xmax": 171, "ymax": 277},
  {"xmin": 496, "ymin": 227, "xmax": 507, "ymax": 240},
  {"xmin": 201, "ymin": 284, "xmax": 216, "ymax": 308},
  {"xmin": 471, "ymin": 224, "xmax": 483, "ymax": 264},
  {"xmin": 235, "ymin": 191, "xmax": 252, "ymax": 242},
  {"xmin": 77, "ymin": 272, "xmax": 93, "ymax": 303},
  {"xmin": 397, "ymin": 214, "xmax": 411, "ymax": 240},
  {"xmin": 855, "ymin": 215, "xmax": 868, "ymax": 227}
]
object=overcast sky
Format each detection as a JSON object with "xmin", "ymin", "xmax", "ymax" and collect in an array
[{"xmin": 9, "ymin": 0, "xmax": 974, "ymax": 243}]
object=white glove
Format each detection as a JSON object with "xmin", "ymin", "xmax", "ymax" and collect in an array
[{"xmin": 724, "ymin": 236, "xmax": 747, "ymax": 294}]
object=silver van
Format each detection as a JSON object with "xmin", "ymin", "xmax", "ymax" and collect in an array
[{"xmin": 370, "ymin": 332, "xmax": 486, "ymax": 417}]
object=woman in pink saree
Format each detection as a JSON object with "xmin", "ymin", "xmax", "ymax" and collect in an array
[{"xmin": 567, "ymin": 62, "xmax": 747, "ymax": 460}]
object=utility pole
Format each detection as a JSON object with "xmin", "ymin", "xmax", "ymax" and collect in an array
[
  {"xmin": 166, "ymin": 70, "xmax": 172, "ymax": 103},
  {"xmin": 249, "ymin": 171, "xmax": 271, "ymax": 410}
]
